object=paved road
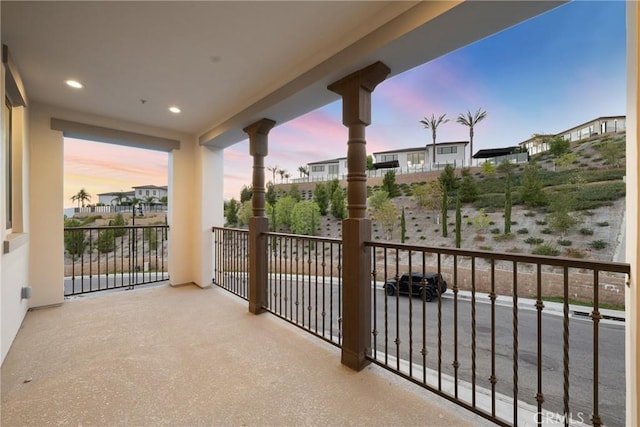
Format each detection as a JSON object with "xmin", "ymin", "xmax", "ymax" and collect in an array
[{"xmin": 258, "ymin": 277, "xmax": 625, "ymax": 426}]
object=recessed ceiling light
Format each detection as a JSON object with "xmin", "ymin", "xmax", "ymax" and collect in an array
[
  {"xmin": 65, "ymin": 80, "xmax": 84, "ymax": 89},
  {"xmin": 169, "ymin": 106, "xmax": 181, "ymax": 114}
]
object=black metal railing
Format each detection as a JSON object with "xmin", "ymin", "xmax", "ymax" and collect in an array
[
  {"xmin": 365, "ymin": 241, "xmax": 630, "ymax": 427},
  {"xmin": 264, "ymin": 232, "xmax": 343, "ymax": 348},
  {"xmin": 212, "ymin": 227, "xmax": 249, "ymax": 300},
  {"xmin": 64, "ymin": 225, "xmax": 169, "ymax": 296}
]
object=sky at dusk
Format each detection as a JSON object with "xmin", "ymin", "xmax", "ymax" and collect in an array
[{"xmin": 64, "ymin": 1, "xmax": 626, "ymax": 207}]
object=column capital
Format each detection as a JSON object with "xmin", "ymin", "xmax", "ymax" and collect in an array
[
  {"xmin": 243, "ymin": 118, "xmax": 276, "ymax": 157},
  {"xmin": 328, "ymin": 61, "xmax": 390, "ymax": 126}
]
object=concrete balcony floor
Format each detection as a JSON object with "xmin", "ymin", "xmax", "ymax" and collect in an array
[{"xmin": 2, "ymin": 284, "xmax": 490, "ymax": 426}]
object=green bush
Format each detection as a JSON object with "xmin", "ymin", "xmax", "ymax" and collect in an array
[
  {"xmin": 525, "ymin": 237, "xmax": 544, "ymax": 245},
  {"xmin": 532, "ymin": 244, "xmax": 560, "ymax": 256},
  {"xmin": 493, "ymin": 233, "xmax": 515, "ymax": 242},
  {"xmin": 590, "ymin": 240, "xmax": 608, "ymax": 250},
  {"xmin": 64, "ymin": 218, "xmax": 87, "ymax": 257},
  {"xmin": 580, "ymin": 228, "xmax": 594, "ymax": 235},
  {"xmin": 109, "ymin": 213, "xmax": 128, "ymax": 237},
  {"xmin": 97, "ymin": 229, "xmax": 115, "ymax": 253},
  {"xmin": 535, "ymin": 220, "xmax": 547, "ymax": 226},
  {"xmin": 596, "ymin": 221, "xmax": 610, "ymax": 227},
  {"xmin": 516, "ymin": 228, "xmax": 529, "ymax": 234},
  {"xmin": 143, "ymin": 228, "xmax": 158, "ymax": 250},
  {"xmin": 541, "ymin": 228, "xmax": 553, "ymax": 235},
  {"xmin": 524, "ymin": 211, "xmax": 536, "ymax": 217},
  {"xmin": 557, "ymin": 239, "xmax": 572, "ymax": 246},
  {"xmin": 564, "ymin": 248, "xmax": 586, "ymax": 258},
  {"xmin": 490, "ymin": 228, "xmax": 500, "ymax": 234}
]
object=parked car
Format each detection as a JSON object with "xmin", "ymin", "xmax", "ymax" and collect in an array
[{"xmin": 384, "ymin": 272, "xmax": 447, "ymax": 302}]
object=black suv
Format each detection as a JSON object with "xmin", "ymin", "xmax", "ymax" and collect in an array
[{"xmin": 384, "ymin": 272, "xmax": 447, "ymax": 302}]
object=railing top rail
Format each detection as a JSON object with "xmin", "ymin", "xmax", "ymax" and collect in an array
[
  {"xmin": 64, "ymin": 224, "xmax": 169, "ymax": 231},
  {"xmin": 212, "ymin": 226, "xmax": 248, "ymax": 233},
  {"xmin": 365, "ymin": 240, "xmax": 631, "ymax": 274},
  {"xmin": 264, "ymin": 231, "xmax": 341, "ymax": 244}
]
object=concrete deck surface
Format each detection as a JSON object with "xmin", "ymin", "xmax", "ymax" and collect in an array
[{"xmin": 2, "ymin": 284, "xmax": 489, "ymax": 426}]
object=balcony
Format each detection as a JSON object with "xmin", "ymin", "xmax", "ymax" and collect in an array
[{"xmin": 1, "ymin": 283, "xmax": 488, "ymax": 426}]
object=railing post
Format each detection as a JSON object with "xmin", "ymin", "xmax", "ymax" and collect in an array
[
  {"xmin": 329, "ymin": 61, "xmax": 390, "ymax": 371},
  {"xmin": 244, "ymin": 118, "xmax": 276, "ymax": 314}
]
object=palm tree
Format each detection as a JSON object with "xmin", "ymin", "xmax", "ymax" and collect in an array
[
  {"xmin": 457, "ymin": 108, "xmax": 488, "ymax": 167},
  {"xmin": 71, "ymin": 188, "xmax": 91, "ymax": 208},
  {"xmin": 112, "ymin": 191, "xmax": 127, "ymax": 206},
  {"xmin": 143, "ymin": 195, "xmax": 157, "ymax": 209},
  {"xmin": 267, "ymin": 165, "xmax": 279, "ymax": 184},
  {"xmin": 420, "ymin": 113, "xmax": 449, "ymax": 165},
  {"xmin": 284, "ymin": 172, "xmax": 290, "ymax": 183},
  {"xmin": 298, "ymin": 166, "xmax": 309, "ymax": 178},
  {"xmin": 278, "ymin": 169, "xmax": 286, "ymax": 183}
]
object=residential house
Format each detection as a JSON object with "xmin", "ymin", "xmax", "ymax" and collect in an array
[
  {"xmin": 472, "ymin": 146, "xmax": 528, "ymax": 165},
  {"xmin": 133, "ymin": 184, "xmax": 168, "ymax": 204},
  {"xmin": 373, "ymin": 141, "xmax": 468, "ymax": 172},
  {"xmin": 2, "ymin": 2, "xmax": 640, "ymax": 425},
  {"xmin": 518, "ymin": 134, "xmax": 554, "ymax": 156},
  {"xmin": 306, "ymin": 157, "xmax": 347, "ymax": 181},
  {"xmin": 97, "ymin": 190, "xmax": 135, "ymax": 206},
  {"xmin": 558, "ymin": 115, "xmax": 626, "ymax": 143},
  {"xmin": 519, "ymin": 116, "xmax": 627, "ymax": 156}
]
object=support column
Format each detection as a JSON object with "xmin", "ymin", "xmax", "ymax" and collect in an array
[
  {"xmin": 244, "ymin": 118, "xmax": 276, "ymax": 314},
  {"xmin": 328, "ymin": 61, "xmax": 390, "ymax": 371}
]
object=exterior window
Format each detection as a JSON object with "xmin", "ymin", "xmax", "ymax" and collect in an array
[
  {"xmin": 406, "ymin": 152, "xmax": 425, "ymax": 166},
  {"xmin": 328, "ymin": 164, "xmax": 339, "ymax": 175},
  {"xmin": 311, "ymin": 165, "xmax": 325, "ymax": 172},
  {"xmin": 5, "ymin": 97, "xmax": 12, "ymax": 229},
  {"xmin": 379, "ymin": 154, "xmax": 398, "ymax": 163},
  {"xmin": 145, "ymin": 190, "xmax": 149, "ymax": 196},
  {"xmin": 153, "ymin": 190, "xmax": 157, "ymax": 196},
  {"xmin": 437, "ymin": 146, "xmax": 457, "ymax": 155}
]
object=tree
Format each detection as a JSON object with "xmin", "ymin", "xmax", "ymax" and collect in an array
[
  {"xmin": 71, "ymin": 188, "xmax": 91, "ymax": 208},
  {"xmin": 275, "ymin": 195, "xmax": 297, "ymax": 229},
  {"xmin": 481, "ymin": 161, "xmax": 496, "ymax": 176},
  {"xmin": 240, "ymin": 185, "xmax": 253, "ymax": 203},
  {"xmin": 289, "ymin": 184, "xmax": 301, "ymax": 202},
  {"xmin": 498, "ymin": 161, "xmax": 516, "ymax": 234},
  {"xmin": 412, "ymin": 181, "xmax": 442, "ymax": 211},
  {"xmin": 225, "ymin": 198, "xmax": 240, "ymax": 227},
  {"xmin": 368, "ymin": 189, "xmax": 389, "ymax": 213},
  {"xmin": 548, "ymin": 136, "xmax": 571, "ymax": 157},
  {"xmin": 158, "ymin": 196, "xmax": 168, "ymax": 207},
  {"xmin": 109, "ymin": 213, "xmax": 128, "ymax": 237},
  {"xmin": 328, "ymin": 179, "xmax": 340, "ymax": 198},
  {"xmin": 267, "ymin": 165, "xmax": 279, "ymax": 184},
  {"xmin": 473, "ymin": 209, "xmax": 490, "ymax": 234},
  {"xmin": 265, "ymin": 183, "xmax": 277, "ymax": 206},
  {"xmin": 298, "ymin": 166, "xmax": 309, "ymax": 178},
  {"xmin": 313, "ymin": 182, "xmax": 329, "ymax": 215},
  {"xmin": 400, "ymin": 206, "xmax": 406, "ymax": 243},
  {"xmin": 519, "ymin": 163, "xmax": 546, "ymax": 207},
  {"xmin": 554, "ymin": 153, "xmax": 577, "ymax": 170},
  {"xmin": 441, "ymin": 190, "xmax": 448, "ymax": 237},
  {"xmin": 382, "ymin": 170, "xmax": 401, "ymax": 197},
  {"xmin": 504, "ymin": 174, "xmax": 512, "ymax": 234},
  {"xmin": 455, "ymin": 196, "xmax": 462, "ymax": 248},
  {"xmin": 438, "ymin": 164, "xmax": 458, "ymax": 192},
  {"xmin": 143, "ymin": 195, "xmax": 157, "ymax": 209},
  {"xmin": 278, "ymin": 169, "xmax": 286, "ymax": 183},
  {"xmin": 374, "ymin": 200, "xmax": 398, "ymax": 240},
  {"xmin": 97, "ymin": 229, "xmax": 115, "ymax": 253},
  {"xmin": 112, "ymin": 191, "xmax": 128, "ymax": 207},
  {"xmin": 237, "ymin": 200, "xmax": 253, "ymax": 226},
  {"xmin": 547, "ymin": 197, "xmax": 580, "ymax": 237},
  {"xmin": 291, "ymin": 201, "xmax": 321, "ymax": 236},
  {"xmin": 331, "ymin": 187, "xmax": 346, "ymax": 220},
  {"xmin": 597, "ymin": 141, "xmax": 625, "ymax": 167},
  {"xmin": 456, "ymin": 108, "xmax": 487, "ymax": 166},
  {"xmin": 63, "ymin": 218, "xmax": 86, "ymax": 258},
  {"xmin": 366, "ymin": 155, "xmax": 374, "ymax": 171},
  {"xmin": 420, "ymin": 113, "xmax": 449, "ymax": 165},
  {"xmin": 458, "ymin": 174, "xmax": 479, "ymax": 202}
]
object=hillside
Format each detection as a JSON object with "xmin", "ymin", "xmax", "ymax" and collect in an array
[{"xmin": 296, "ymin": 133, "xmax": 627, "ymax": 263}]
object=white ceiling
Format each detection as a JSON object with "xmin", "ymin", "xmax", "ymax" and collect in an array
[{"xmin": 2, "ymin": 1, "xmax": 565, "ymax": 148}]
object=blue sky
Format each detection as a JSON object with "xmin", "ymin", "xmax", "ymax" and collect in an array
[{"xmin": 64, "ymin": 1, "xmax": 626, "ymax": 206}]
